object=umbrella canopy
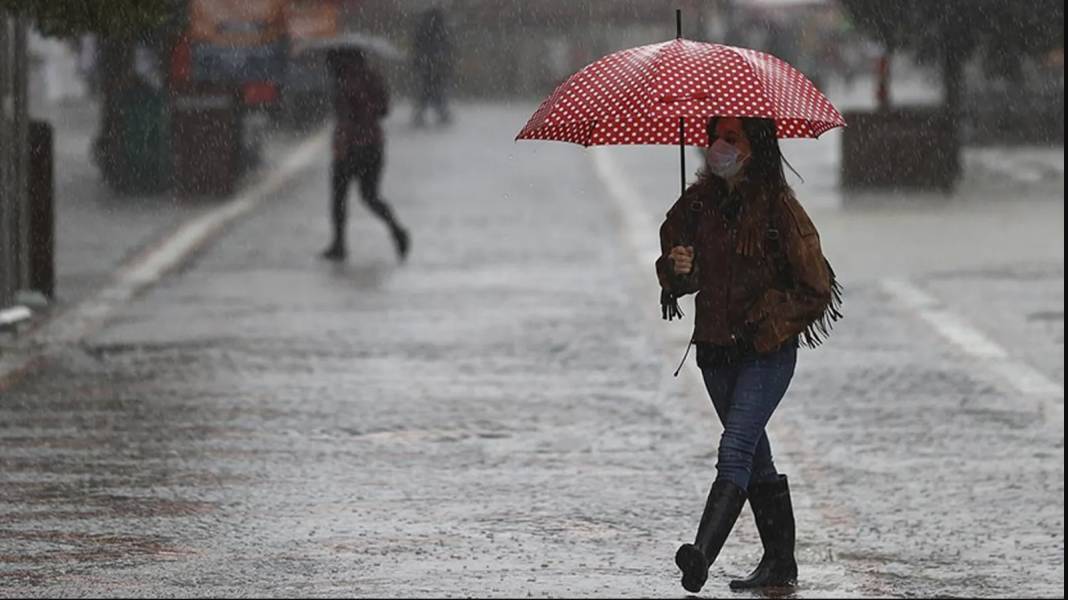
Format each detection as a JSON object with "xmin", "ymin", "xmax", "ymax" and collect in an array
[
  {"xmin": 293, "ymin": 32, "xmax": 406, "ymax": 61},
  {"xmin": 516, "ymin": 38, "xmax": 845, "ymax": 147}
]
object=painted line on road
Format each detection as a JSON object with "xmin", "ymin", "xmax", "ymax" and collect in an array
[
  {"xmin": 590, "ymin": 148, "xmax": 663, "ymax": 269},
  {"xmin": 881, "ymin": 278, "xmax": 1064, "ymax": 425},
  {"xmin": 591, "ymin": 146, "xmax": 874, "ymax": 594},
  {"xmin": 0, "ymin": 127, "xmax": 329, "ymax": 391},
  {"xmin": 965, "ymin": 149, "xmax": 1063, "ymax": 184}
]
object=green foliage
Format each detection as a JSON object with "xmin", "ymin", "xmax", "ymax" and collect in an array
[{"xmin": 0, "ymin": 0, "xmax": 182, "ymax": 39}]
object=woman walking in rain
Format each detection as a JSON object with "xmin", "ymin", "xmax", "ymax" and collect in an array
[
  {"xmin": 322, "ymin": 48, "xmax": 410, "ymax": 262},
  {"xmin": 660, "ymin": 116, "xmax": 841, "ymax": 593}
]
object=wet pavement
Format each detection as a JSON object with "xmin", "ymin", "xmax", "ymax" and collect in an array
[{"xmin": 0, "ymin": 98, "xmax": 1063, "ymax": 597}]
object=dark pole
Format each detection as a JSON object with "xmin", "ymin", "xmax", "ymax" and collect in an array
[
  {"xmin": 679, "ymin": 117, "xmax": 686, "ymax": 196},
  {"xmin": 677, "ymin": 9, "xmax": 685, "ymax": 196},
  {"xmin": 28, "ymin": 121, "xmax": 54, "ymax": 299}
]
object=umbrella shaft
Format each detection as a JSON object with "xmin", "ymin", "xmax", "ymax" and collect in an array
[{"xmin": 679, "ymin": 117, "xmax": 685, "ymax": 196}]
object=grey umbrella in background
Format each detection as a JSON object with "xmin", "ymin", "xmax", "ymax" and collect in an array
[{"xmin": 292, "ymin": 32, "xmax": 407, "ymax": 62}]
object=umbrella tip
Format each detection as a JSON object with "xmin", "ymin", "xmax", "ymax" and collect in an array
[{"xmin": 676, "ymin": 9, "xmax": 682, "ymax": 39}]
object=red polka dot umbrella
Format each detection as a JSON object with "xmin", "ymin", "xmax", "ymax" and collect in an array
[
  {"xmin": 516, "ymin": 38, "xmax": 845, "ymax": 145},
  {"xmin": 515, "ymin": 33, "xmax": 846, "ymax": 193}
]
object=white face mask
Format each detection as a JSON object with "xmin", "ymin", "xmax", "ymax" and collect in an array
[{"xmin": 707, "ymin": 138, "xmax": 749, "ymax": 179}]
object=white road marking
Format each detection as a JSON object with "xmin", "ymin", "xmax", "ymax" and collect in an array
[
  {"xmin": 881, "ymin": 277, "xmax": 1064, "ymax": 425},
  {"xmin": 965, "ymin": 148, "xmax": 1064, "ymax": 184},
  {"xmin": 0, "ymin": 305, "xmax": 32, "ymax": 328},
  {"xmin": 590, "ymin": 147, "xmax": 663, "ymax": 268}
]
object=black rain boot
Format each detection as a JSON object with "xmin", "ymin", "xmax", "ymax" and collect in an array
[
  {"xmin": 675, "ymin": 479, "xmax": 748, "ymax": 593},
  {"xmin": 321, "ymin": 231, "xmax": 346, "ymax": 261},
  {"xmin": 321, "ymin": 213, "xmax": 347, "ymax": 260},
  {"xmin": 729, "ymin": 474, "xmax": 798, "ymax": 590},
  {"xmin": 321, "ymin": 234, "xmax": 347, "ymax": 260},
  {"xmin": 391, "ymin": 224, "xmax": 410, "ymax": 262},
  {"xmin": 321, "ymin": 238, "xmax": 346, "ymax": 261}
]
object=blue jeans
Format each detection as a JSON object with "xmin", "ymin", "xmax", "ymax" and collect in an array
[{"xmin": 700, "ymin": 343, "xmax": 797, "ymax": 491}]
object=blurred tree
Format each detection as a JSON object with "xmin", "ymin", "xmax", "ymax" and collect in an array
[
  {"xmin": 840, "ymin": 0, "xmax": 1064, "ymax": 116},
  {"xmin": 0, "ymin": 0, "xmax": 184, "ymax": 192},
  {"xmin": 0, "ymin": 0, "xmax": 178, "ymax": 38}
]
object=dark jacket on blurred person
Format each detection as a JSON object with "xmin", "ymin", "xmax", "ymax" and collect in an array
[
  {"xmin": 656, "ymin": 174, "xmax": 840, "ymax": 355},
  {"xmin": 332, "ymin": 52, "xmax": 389, "ymax": 154},
  {"xmin": 412, "ymin": 8, "xmax": 452, "ymax": 87}
]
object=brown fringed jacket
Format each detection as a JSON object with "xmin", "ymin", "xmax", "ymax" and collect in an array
[{"xmin": 655, "ymin": 176, "xmax": 842, "ymax": 355}]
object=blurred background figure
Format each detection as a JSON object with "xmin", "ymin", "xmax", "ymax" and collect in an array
[
  {"xmin": 323, "ymin": 47, "xmax": 409, "ymax": 262},
  {"xmin": 410, "ymin": 6, "xmax": 453, "ymax": 127}
]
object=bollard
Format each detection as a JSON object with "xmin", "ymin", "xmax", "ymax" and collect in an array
[{"xmin": 28, "ymin": 119, "xmax": 54, "ymax": 299}]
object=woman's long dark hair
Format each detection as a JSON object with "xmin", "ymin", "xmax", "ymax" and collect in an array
[{"xmin": 703, "ymin": 117, "xmax": 796, "ymax": 196}]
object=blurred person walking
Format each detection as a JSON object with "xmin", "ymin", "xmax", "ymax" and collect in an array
[
  {"xmin": 322, "ymin": 48, "xmax": 409, "ymax": 261},
  {"xmin": 410, "ymin": 7, "xmax": 453, "ymax": 127},
  {"xmin": 660, "ymin": 116, "xmax": 841, "ymax": 593}
]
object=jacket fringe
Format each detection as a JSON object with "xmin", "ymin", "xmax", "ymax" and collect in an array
[{"xmin": 799, "ymin": 259, "xmax": 844, "ymax": 349}]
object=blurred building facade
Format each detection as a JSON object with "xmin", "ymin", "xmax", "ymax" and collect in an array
[
  {"xmin": 336, "ymin": 0, "xmax": 863, "ymax": 100},
  {"xmin": 340, "ymin": 0, "xmax": 722, "ymax": 98}
]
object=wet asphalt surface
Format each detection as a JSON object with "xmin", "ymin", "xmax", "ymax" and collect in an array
[{"xmin": 0, "ymin": 102, "xmax": 1063, "ymax": 598}]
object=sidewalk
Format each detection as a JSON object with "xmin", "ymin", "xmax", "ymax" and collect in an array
[
  {"xmin": 11, "ymin": 99, "xmax": 319, "ymax": 336},
  {"xmin": 0, "ymin": 101, "xmax": 1062, "ymax": 598}
]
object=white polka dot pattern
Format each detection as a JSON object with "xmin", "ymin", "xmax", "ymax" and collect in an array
[{"xmin": 516, "ymin": 39, "xmax": 846, "ymax": 146}]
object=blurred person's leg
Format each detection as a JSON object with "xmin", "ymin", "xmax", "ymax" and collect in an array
[
  {"xmin": 323, "ymin": 150, "xmax": 355, "ymax": 260},
  {"xmin": 412, "ymin": 72, "xmax": 431, "ymax": 127},
  {"xmin": 431, "ymin": 79, "xmax": 451, "ymax": 125},
  {"xmin": 355, "ymin": 143, "xmax": 409, "ymax": 261}
]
